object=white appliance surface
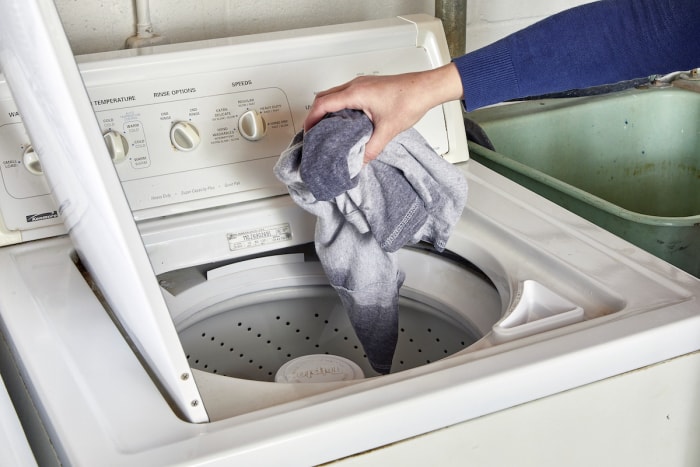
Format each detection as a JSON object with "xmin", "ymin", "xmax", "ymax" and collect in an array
[
  {"xmin": 0, "ymin": 7, "xmax": 699, "ymax": 467},
  {"xmin": 0, "ymin": 372, "xmax": 36, "ymax": 467}
]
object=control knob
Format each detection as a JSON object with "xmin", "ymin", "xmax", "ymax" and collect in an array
[
  {"xmin": 103, "ymin": 130, "xmax": 129, "ymax": 163},
  {"xmin": 170, "ymin": 121, "xmax": 201, "ymax": 151},
  {"xmin": 22, "ymin": 145, "xmax": 43, "ymax": 175},
  {"xmin": 238, "ymin": 109, "xmax": 267, "ymax": 141}
]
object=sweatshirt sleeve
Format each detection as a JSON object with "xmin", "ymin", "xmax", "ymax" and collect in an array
[{"xmin": 454, "ymin": 0, "xmax": 700, "ymax": 111}]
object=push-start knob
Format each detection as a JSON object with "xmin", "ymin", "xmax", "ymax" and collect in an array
[
  {"xmin": 103, "ymin": 130, "xmax": 129, "ymax": 163},
  {"xmin": 22, "ymin": 145, "xmax": 43, "ymax": 175},
  {"xmin": 238, "ymin": 109, "xmax": 267, "ymax": 141},
  {"xmin": 170, "ymin": 121, "xmax": 201, "ymax": 151}
]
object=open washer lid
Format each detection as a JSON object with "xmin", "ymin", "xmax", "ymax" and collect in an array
[
  {"xmin": 0, "ymin": 0, "xmax": 466, "ymax": 423},
  {"xmin": 0, "ymin": 0, "xmax": 208, "ymax": 423}
]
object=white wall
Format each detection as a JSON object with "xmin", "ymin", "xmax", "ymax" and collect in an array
[
  {"xmin": 465, "ymin": 0, "xmax": 598, "ymax": 52},
  {"xmin": 54, "ymin": 0, "xmax": 435, "ymax": 55},
  {"xmin": 53, "ymin": 0, "xmax": 598, "ymax": 56},
  {"xmin": 50, "ymin": 0, "xmax": 610, "ymax": 57}
]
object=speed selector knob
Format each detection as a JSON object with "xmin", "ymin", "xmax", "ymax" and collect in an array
[
  {"xmin": 170, "ymin": 121, "xmax": 201, "ymax": 151},
  {"xmin": 238, "ymin": 110, "xmax": 267, "ymax": 141},
  {"xmin": 22, "ymin": 145, "xmax": 43, "ymax": 175},
  {"xmin": 103, "ymin": 130, "xmax": 129, "ymax": 163}
]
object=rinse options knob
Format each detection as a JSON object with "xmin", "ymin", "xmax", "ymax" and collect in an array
[
  {"xmin": 238, "ymin": 109, "xmax": 267, "ymax": 141},
  {"xmin": 22, "ymin": 145, "xmax": 43, "ymax": 175},
  {"xmin": 170, "ymin": 121, "xmax": 201, "ymax": 151},
  {"xmin": 103, "ymin": 130, "xmax": 129, "ymax": 163}
]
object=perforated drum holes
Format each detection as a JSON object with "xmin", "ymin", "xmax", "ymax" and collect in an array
[{"xmin": 179, "ymin": 287, "xmax": 481, "ymax": 381}]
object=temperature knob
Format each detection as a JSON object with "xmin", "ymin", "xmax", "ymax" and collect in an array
[
  {"xmin": 22, "ymin": 145, "xmax": 43, "ymax": 175},
  {"xmin": 103, "ymin": 130, "xmax": 129, "ymax": 163},
  {"xmin": 170, "ymin": 121, "xmax": 201, "ymax": 151},
  {"xmin": 238, "ymin": 109, "xmax": 267, "ymax": 141}
]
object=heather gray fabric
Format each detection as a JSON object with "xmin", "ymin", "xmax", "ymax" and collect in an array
[{"xmin": 274, "ymin": 110, "xmax": 467, "ymax": 373}]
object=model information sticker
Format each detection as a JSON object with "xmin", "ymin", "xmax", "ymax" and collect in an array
[{"xmin": 227, "ymin": 223, "xmax": 292, "ymax": 251}]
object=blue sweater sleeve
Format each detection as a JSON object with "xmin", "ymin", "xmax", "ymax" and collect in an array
[{"xmin": 454, "ymin": 0, "xmax": 700, "ymax": 110}]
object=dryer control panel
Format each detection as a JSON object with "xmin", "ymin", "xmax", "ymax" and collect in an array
[{"xmin": 0, "ymin": 15, "xmax": 467, "ymax": 242}]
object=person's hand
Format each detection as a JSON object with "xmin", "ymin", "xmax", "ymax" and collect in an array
[{"xmin": 303, "ymin": 63, "xmax": 463, "ymax": 163}]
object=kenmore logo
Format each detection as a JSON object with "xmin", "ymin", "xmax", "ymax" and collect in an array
[
  {"xmin": 26, "ymin": 211, "xmax": 59, "ymax": 222},
  {"xmin": 231, "ymin": 80, "xmax": 252, "ymax": 87}
]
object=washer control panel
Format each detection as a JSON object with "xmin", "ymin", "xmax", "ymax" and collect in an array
[
  {"xmin": 0, "ymin": 16, "xmax": 466, "ymax": 241},
  {"xmin": 89, "ymin": 82, "xmax": 296, "ymax": 215}
]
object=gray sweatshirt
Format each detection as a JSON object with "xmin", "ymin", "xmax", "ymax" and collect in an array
[{"xmin": 274, "ymin": 109, "xmax": 467, "ymax": 373}]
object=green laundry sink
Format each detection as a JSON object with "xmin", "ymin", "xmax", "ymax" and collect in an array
[{"xmin": 467, "ymin": 85, "xmax": 700, "ymax": 277}]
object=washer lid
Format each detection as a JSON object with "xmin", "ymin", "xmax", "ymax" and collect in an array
[{"xmin": 0, "ymin": 0, "xmax": 208, "ymax": 423}]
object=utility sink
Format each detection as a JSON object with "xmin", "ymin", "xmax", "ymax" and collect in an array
[{"xmin": 467, "ymin": 84, "xmax": 700, "ymax": 277}]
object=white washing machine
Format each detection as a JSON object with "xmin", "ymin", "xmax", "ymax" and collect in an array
[{"xmin": 0, "ymin": 2, "xmax": 699, "ymax": 466}]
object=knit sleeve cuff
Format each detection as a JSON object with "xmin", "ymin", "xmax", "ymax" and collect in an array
[{"xmin": 452, "ymin": 39, "xmax": 519, "ymax": 111}]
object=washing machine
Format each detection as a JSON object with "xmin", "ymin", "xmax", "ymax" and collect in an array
[{"xmin": 0, "ymin": 2, "xmax": 700, "ymax": 466}]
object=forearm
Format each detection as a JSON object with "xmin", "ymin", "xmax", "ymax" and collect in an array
[
  {"xmin": 456, "ymin": 0, "xmax": 700, "ymax": 110},
  {"xmin": 416, "ymin": 63, "xmax": 463, "ymax": 109}
]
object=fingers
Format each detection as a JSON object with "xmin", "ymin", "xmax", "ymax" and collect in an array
[
  {"xmin": 304, "ymin": 76, "xmax": 409, "ymax": 162},
  {"xmin": 303, "ymin": 106, "xmax": 328, "ymax": 133},
  {"xmin": 303, "ymin": 82, "xmax": 353, "ymax": 132},
  {"xmin": 363, "ymin": 121, "xmax": 397, "ymax": 164},
  {"xmin": 314, "ymin": 81, "xmax": 350, "ymax": 99}
]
